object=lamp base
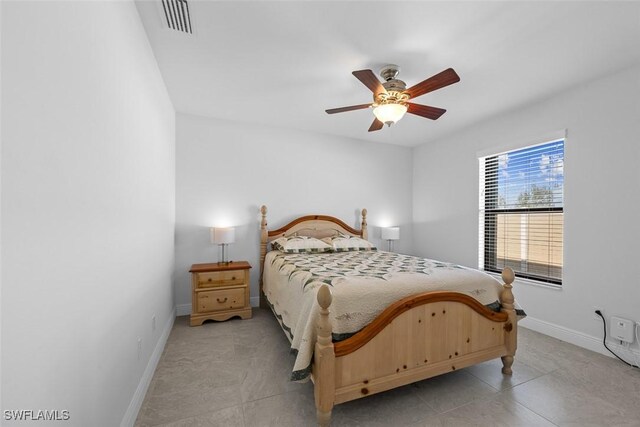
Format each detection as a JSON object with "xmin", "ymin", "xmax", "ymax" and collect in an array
[{"xmin": 217, "ymin": 243, "xmax": 231, "ymax": 264}]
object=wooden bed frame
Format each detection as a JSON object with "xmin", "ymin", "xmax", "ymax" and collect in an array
[{"xmin": 259, "ymin": 206, "xmax": 517, "ymax": 427}]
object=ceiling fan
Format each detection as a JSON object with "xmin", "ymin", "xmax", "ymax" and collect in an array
[{"xmin": 325, "ymin": 65, "xmax": 460, "ymax": 132}]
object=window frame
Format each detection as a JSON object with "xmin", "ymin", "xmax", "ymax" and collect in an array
[{"xmin": 478, "ymin": 136, "xmax": 565, "ymax": 286}]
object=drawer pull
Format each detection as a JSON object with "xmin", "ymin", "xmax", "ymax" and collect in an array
[
  {"xmin": 217, "ymin": 297, "xmax": 228, "ymax": 303},
  {"xmin": 232, "ymin": 276, "xmax": 236, "ymax": 280},
  {"xmin": 208, "ymin": 278, "xmax": 212, "ymax": 282}
]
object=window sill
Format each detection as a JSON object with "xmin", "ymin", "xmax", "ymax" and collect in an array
[{"xmin": 486, "ymin": 271, "xmax": 562, "ymax": 291}]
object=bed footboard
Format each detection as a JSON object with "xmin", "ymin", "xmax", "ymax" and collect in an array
[{"xmin": 312, "ymin": 268, "xmax": 517, "ymax": 426}]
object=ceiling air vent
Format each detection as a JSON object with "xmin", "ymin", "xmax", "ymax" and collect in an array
[{"xmin": 161, "ymin": 0, "xmax": 193, "ymax": 34}]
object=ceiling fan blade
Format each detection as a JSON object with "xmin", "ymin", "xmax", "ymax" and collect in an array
[
  {"xmin": 405, "ymin": 68, "xmax": 460, "ymax": 99},
  {"xmin": 407, "ymin": 103, "xmax": 447, "ymax": 120},
  {"xmin": 368, "ymin": 118, "xmax": 384, "ymax": 132},
  {"xmin": 352, "ymin": 70, "xmax": 387, "ymax": 95},
  {"xmin": 325, "ymin": 103, "xmax": 371, "ymax": 114}
]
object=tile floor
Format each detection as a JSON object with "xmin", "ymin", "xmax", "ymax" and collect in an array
[{"xmin": 136, "ymin": 309, "xmax": 640, "ymax": 427}]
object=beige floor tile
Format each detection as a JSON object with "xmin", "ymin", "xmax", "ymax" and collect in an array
[
  {"xmin": 232, "ymin": 318, "xmax": 290, "ymax": 359},
  {"xmin": 240, "ymin": 355, "xmax": 306, "ymax": 403},
  {"xmin": 136, "ymin": 311, "xmax": 640, "ymax": 427},
  {"xmin": 505, "ymin": 370, "xmax": 637, "ymax": 426},
  {"xmin": 465, "ymin": 358, "xmax": 545, "ymax": 391},
  {"xmin": 416, "ymin": 393, "xmax": 557, "ymax": 427},
  {"xmin": 412, "ymin": 370, "xmax": 499, "ymax": 413},
  {"xmin": 552, "ymin": 355, "xmax": 640, "ymax": 422},
  {"xmin": 152, "ymin": 359, "xmax": 249, "ymax": 396},
  {"xmin": 331, "ymin": 384, "xmax": 438, "ymax": 426},
  {"xmin": 516, "ymin": 327, "xmax": 596, "ymax": 373},
  {"xmin": 152, "ymin": 405, "xmax": 244, "ymax": 427},
  {"xmin": 242, "ymin": 387, "xmax": 316, "ymax": 427},
  {"xmin": 161, "ymin": 336, "xmax": 238, "ymax": 366},
  {"xmin": 137, "ymin": 384, "xmax": 242, "ymax": 426}
]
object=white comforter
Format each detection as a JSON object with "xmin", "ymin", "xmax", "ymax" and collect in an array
[{"xmin": 263, "ymin": 250, "xmax": 521, "ymax": 382}]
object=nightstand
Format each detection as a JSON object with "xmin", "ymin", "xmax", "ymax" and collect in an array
[{"xmin": 189, "ymin": 261, "xmax": 252, "ymax": 326}]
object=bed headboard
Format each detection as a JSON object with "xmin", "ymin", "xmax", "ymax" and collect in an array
[{"xmin": 258, "ymin": 205, "xmax": 368, "ymax": 307}]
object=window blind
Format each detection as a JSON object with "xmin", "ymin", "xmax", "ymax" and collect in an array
[{"xmin": 479, "ymin": 139, "xmax": 564, "ymax": 284}]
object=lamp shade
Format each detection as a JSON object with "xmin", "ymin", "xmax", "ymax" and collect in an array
[
  {"xmin": 381, "ymin": 226, "xmax": 400, "ymax": 241},
  {"xmin": 373, "ymin": 103, "xmax": 408, "ymax": 125},
  {"xmin": 211, "ymin": 227, "xmax": 235, "ymax": 244}
]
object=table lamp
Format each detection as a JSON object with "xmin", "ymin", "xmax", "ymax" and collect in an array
[
  {"xmin": 211, "ymin": 227, "xmax": 235, "ymax": 264},
  {"xmin": 381, "ymin": 226, "xmax": 400, "ymax": 252}
]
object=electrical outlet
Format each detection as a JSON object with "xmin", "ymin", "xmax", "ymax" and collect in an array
[
  {"xmin": 137, "ymin": 338, "xmax": 142, "ymax": 361},
  {"xmin": 152, "ymin": 315, "xmax": 156, "ymax": 332},
  {"xmin": 593, "ymin": 307, "xmax": 603, "ymax": 321}
]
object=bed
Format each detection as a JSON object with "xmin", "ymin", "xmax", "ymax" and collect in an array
[{"xmin": 259, "ymin": 206, "xmax": 519, "ymax": 427}]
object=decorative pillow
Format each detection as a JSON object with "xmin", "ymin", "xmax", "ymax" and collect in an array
[
  {"xmin": 322, "ymin": 235, "xmax": 377, "ymax": 252},
  {"xmin": 271, "ymin": 236, "xmax": 333, "ymax": 253}
]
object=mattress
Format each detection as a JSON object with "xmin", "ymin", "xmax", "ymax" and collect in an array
[{"xmin": 263, "ymin": 250, "xmax": 525, "ymax": 382}]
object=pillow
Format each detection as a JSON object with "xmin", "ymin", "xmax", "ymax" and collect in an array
[
  {"xmin": 271, "ymin": 236, "xmax": 333, "ymax": 253},
  {"xmin": 322, "ymin": 235, "xmax": 377, "ymax": 252}
]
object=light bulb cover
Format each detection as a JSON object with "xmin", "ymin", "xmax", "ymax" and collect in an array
[{"xmin": 373, "ymin": 103, "xmax": 408, "ymax": 124}]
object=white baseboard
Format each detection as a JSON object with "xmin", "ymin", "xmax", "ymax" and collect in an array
[
  {"xmin": 520, "ymin": 316, "xmax": 640, "ymax": 361},
  {"xmin": 176, "ymin": 303, "xmax": 191, "ymax": 316},
  {"xmin": 120, "ymin": 308, "xmax": 175, "ymax": 427}
]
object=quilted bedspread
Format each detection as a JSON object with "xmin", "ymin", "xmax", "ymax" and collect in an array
[{"xmin": 262, "ymin": 250, "xmax": 525, "ymax": 382}]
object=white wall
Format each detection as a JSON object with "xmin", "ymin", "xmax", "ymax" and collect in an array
[
  {"xmin": 1, "ymin": 2, "xmax": 175, "ymax": 426},
  {"xmin": 176, "ymin": 113, "xmax": 413, "ymax": 311},
  {"xmin": 413, "ymin": 64, "xmax": 640, "ymax": 355}
]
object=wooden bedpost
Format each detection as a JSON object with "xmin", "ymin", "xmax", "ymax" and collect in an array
[
  {"xmin": 314, "ymin": 285, "xmax": 335, "ymax": 427},
  {"xmin": 500, "ymin": 267, "xmax": 517, "ymax": 375},
  {"xmin": 259, "ymin": 205, "xmax": 269, "ymax": 308},
  {"xmin": 361, "ymin": 208, "xmax": 368, "ymax": 241}
]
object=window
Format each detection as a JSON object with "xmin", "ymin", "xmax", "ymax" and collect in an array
[{"xmin": 479, "ymin": 139, "xmax": 564, "ymax": 285}]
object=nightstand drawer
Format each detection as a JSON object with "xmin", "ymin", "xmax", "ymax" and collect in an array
[
  {"xmin": 197, "ymin": 288, "xmax": 245, "ymax": 312},
  {"xmin": 196, "ymin": 270, "xmax": 244, "ymax": 288}
]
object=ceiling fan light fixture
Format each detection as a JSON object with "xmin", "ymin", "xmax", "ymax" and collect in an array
[
  {"xmin": 325, "ymin": 66, "xmax": 459, "ymax": 132},
  {"xmin": 373, "ymin": 103, "xmax": 408, "ymax": 126}
]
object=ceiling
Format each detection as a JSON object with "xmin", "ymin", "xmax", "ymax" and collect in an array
[{"xmin": 135, "ymin": 1, "xmax": 640, "ymax": 147}]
